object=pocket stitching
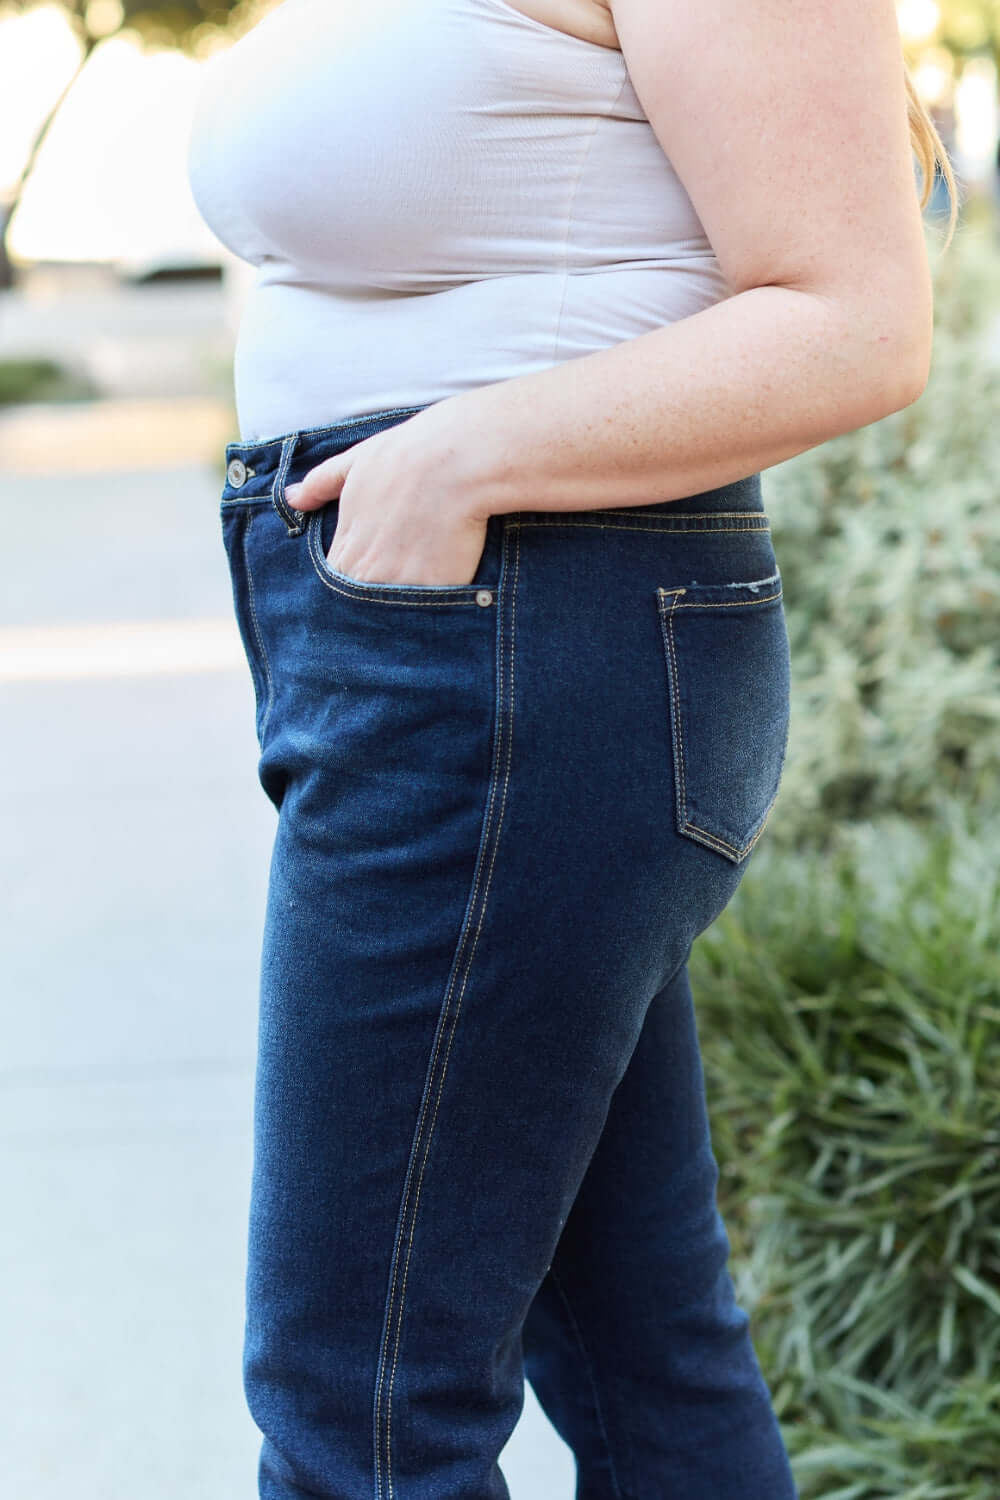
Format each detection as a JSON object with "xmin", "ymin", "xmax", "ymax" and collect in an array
[
  {"xmin": 657, "ymin": 581, "xmax": 786, "ymax": 863},
  {"xmin": 513, "ymin": 517, "xmax": 771, "ymax": 533},
  {"xmin": 305, "ymin": 511, "xmax": 492, "ymax": 606}
]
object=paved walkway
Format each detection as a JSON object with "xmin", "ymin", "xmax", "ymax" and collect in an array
[{"xmin": 0, "ymin": 414, "xmax": 573, "ymax": 1498}]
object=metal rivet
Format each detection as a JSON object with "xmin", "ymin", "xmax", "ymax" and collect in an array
[
  {"xmin": 227, "ymin": 458, "xmax": 248, "ymax": 488},
  {"xmin": 475, "ymin": 589, "xmax": 494, "ymax": 607}
]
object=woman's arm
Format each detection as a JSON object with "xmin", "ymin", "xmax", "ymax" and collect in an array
[
  {"xmin": 290, "ymin": 0, "xmax": 934, "ymax": 583},
  {"xmin": 439, "ymin": 0, "xmax": 933, "ymax": 517}
]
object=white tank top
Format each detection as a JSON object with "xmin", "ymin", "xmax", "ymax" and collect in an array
[{"xmin": 186, "ymin": 0, "xmax": 731, "ymax": 442}]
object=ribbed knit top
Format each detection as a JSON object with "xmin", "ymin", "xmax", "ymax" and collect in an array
[{"xmin": 187, "ymin": 0, "xmax": 731, "ymax": 441}]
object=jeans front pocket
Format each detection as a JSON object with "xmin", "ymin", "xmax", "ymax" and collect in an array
[
  {"xmin": 655, "ymin": 571, "xmax": 790, "ymax": 864},
  {"xmin": 305, "ymin": 502, "xmax": 503, "ymax": 607}
]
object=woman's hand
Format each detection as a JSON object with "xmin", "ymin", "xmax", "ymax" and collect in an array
[{"xmin": 285, "ymin": 399, "xmax": 494, "ymax": 587}]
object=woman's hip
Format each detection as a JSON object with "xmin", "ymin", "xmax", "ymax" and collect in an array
[{"xmin": 217, "ymin": 403, "xmax": 791, "ymax": 930}]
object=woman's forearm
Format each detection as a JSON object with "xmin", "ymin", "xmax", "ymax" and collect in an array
[{"xmin": 443, "ymin": 283, "xmax": 930, "ymax": 517}]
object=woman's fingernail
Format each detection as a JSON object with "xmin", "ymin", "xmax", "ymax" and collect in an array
[{"xmin": 285, "ymin": 482, "xmax": 303, "ymax": 502}]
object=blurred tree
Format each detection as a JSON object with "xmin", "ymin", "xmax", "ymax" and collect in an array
[
  {"xmin": 936, "ymin": 0, "xmax": 1000, "ymax": 60},
  {"xmin": 0, "ymin": 0, "xmax": 271, "ymax": 287}
]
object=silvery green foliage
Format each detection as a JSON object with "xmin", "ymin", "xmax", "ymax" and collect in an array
[
  {"xmin": 691, "ymin": 230, "xmax": 1000, "ymax": 1491},
  {"xmin": 761, "ymin": 223, "xmax": 1000, "ymax": 849}
]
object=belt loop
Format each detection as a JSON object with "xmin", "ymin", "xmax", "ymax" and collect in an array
[{"xmin": 272, "ymin": 432, "xmax": 305, "ymax": 535}]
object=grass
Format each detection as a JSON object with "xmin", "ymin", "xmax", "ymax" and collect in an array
[{"xmin": 691, "ymin": 812, "xmax": 1000, "ymax": 1496}]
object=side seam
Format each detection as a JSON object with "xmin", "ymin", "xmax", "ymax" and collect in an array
[{"xmin": 371, "ymin": 518, "xmax": 521, "ymax": 1500}]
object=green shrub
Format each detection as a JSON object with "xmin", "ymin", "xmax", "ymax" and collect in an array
[
  {"xmin": 762, "ymin": 224, "xmax": 1000, "ymax": 849},
  {"xmin": 0, "ymin": 356, "xmax": 98, "ymax": 404},
  {"xmin": 693, "ymin": 812, "xmax": 1000, "ymax": 1497},
  {"xmin": 698, "ymin": 235, "xmax": 1000, "ymax": 1489}
]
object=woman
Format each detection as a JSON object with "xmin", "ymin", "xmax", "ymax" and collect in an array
[{"xmin": 187, "ymin": 2, "xmax": 956, "ymax": 1496}]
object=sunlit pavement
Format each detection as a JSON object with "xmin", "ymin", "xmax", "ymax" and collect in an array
[{"xmin": 0, "ymin": 411, "xmax": 574, "ymax": 1498}]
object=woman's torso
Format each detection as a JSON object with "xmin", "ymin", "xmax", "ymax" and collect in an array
[{"xmin": 187, "ymin": 0, "xmax": 732, "ymax": 441}]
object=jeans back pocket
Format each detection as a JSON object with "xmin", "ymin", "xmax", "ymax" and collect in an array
[{"xmin": 656, "ymin": 571, "xmax": 790, "ymax": 864}]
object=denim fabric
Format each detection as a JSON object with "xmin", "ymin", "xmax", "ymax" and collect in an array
[{"xmin": 219, "ymin": 404, "xmax": 798, "ymax": 1500}]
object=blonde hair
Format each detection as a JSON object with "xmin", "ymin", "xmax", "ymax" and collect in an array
[{"xmin": 904, "ymin": 62, "xmax": 959, "ymax": 252}]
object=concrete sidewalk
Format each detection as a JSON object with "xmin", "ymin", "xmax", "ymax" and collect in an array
[{"xmin": 0, "ymin": 418, "xmax": 574, "ymax": 1498}]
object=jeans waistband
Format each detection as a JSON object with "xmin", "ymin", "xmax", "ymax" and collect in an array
[
  {"xmin": 221, "ymin": 405, "xmax": 434, "ymax": 532},
  {"xmin": 218, "ymin": 401, "xmax": 767, "ymax": 526}
]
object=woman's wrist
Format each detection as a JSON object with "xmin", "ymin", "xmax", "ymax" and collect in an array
[{"xmin": 409, "ymin": 391, "xmax": 512, "ymax": 525}]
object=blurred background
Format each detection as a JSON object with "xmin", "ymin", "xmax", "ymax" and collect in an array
[{"xmin": 0, "ymin": 2, "xmax": 998, "ymax": 1497}]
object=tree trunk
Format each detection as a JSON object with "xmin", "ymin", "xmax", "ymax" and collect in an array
[
  {"xmin": 0, "ymin": 204, "xmax": 15, "ymax": 291},
  {"xmin": 0, "ymin": 30, "xmax": 98, "ymax": 290}
]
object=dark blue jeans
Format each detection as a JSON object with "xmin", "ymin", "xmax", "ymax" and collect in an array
[{"xmin": 219, "ymin": 404, "xmax": 797, "ymax": 1500}]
